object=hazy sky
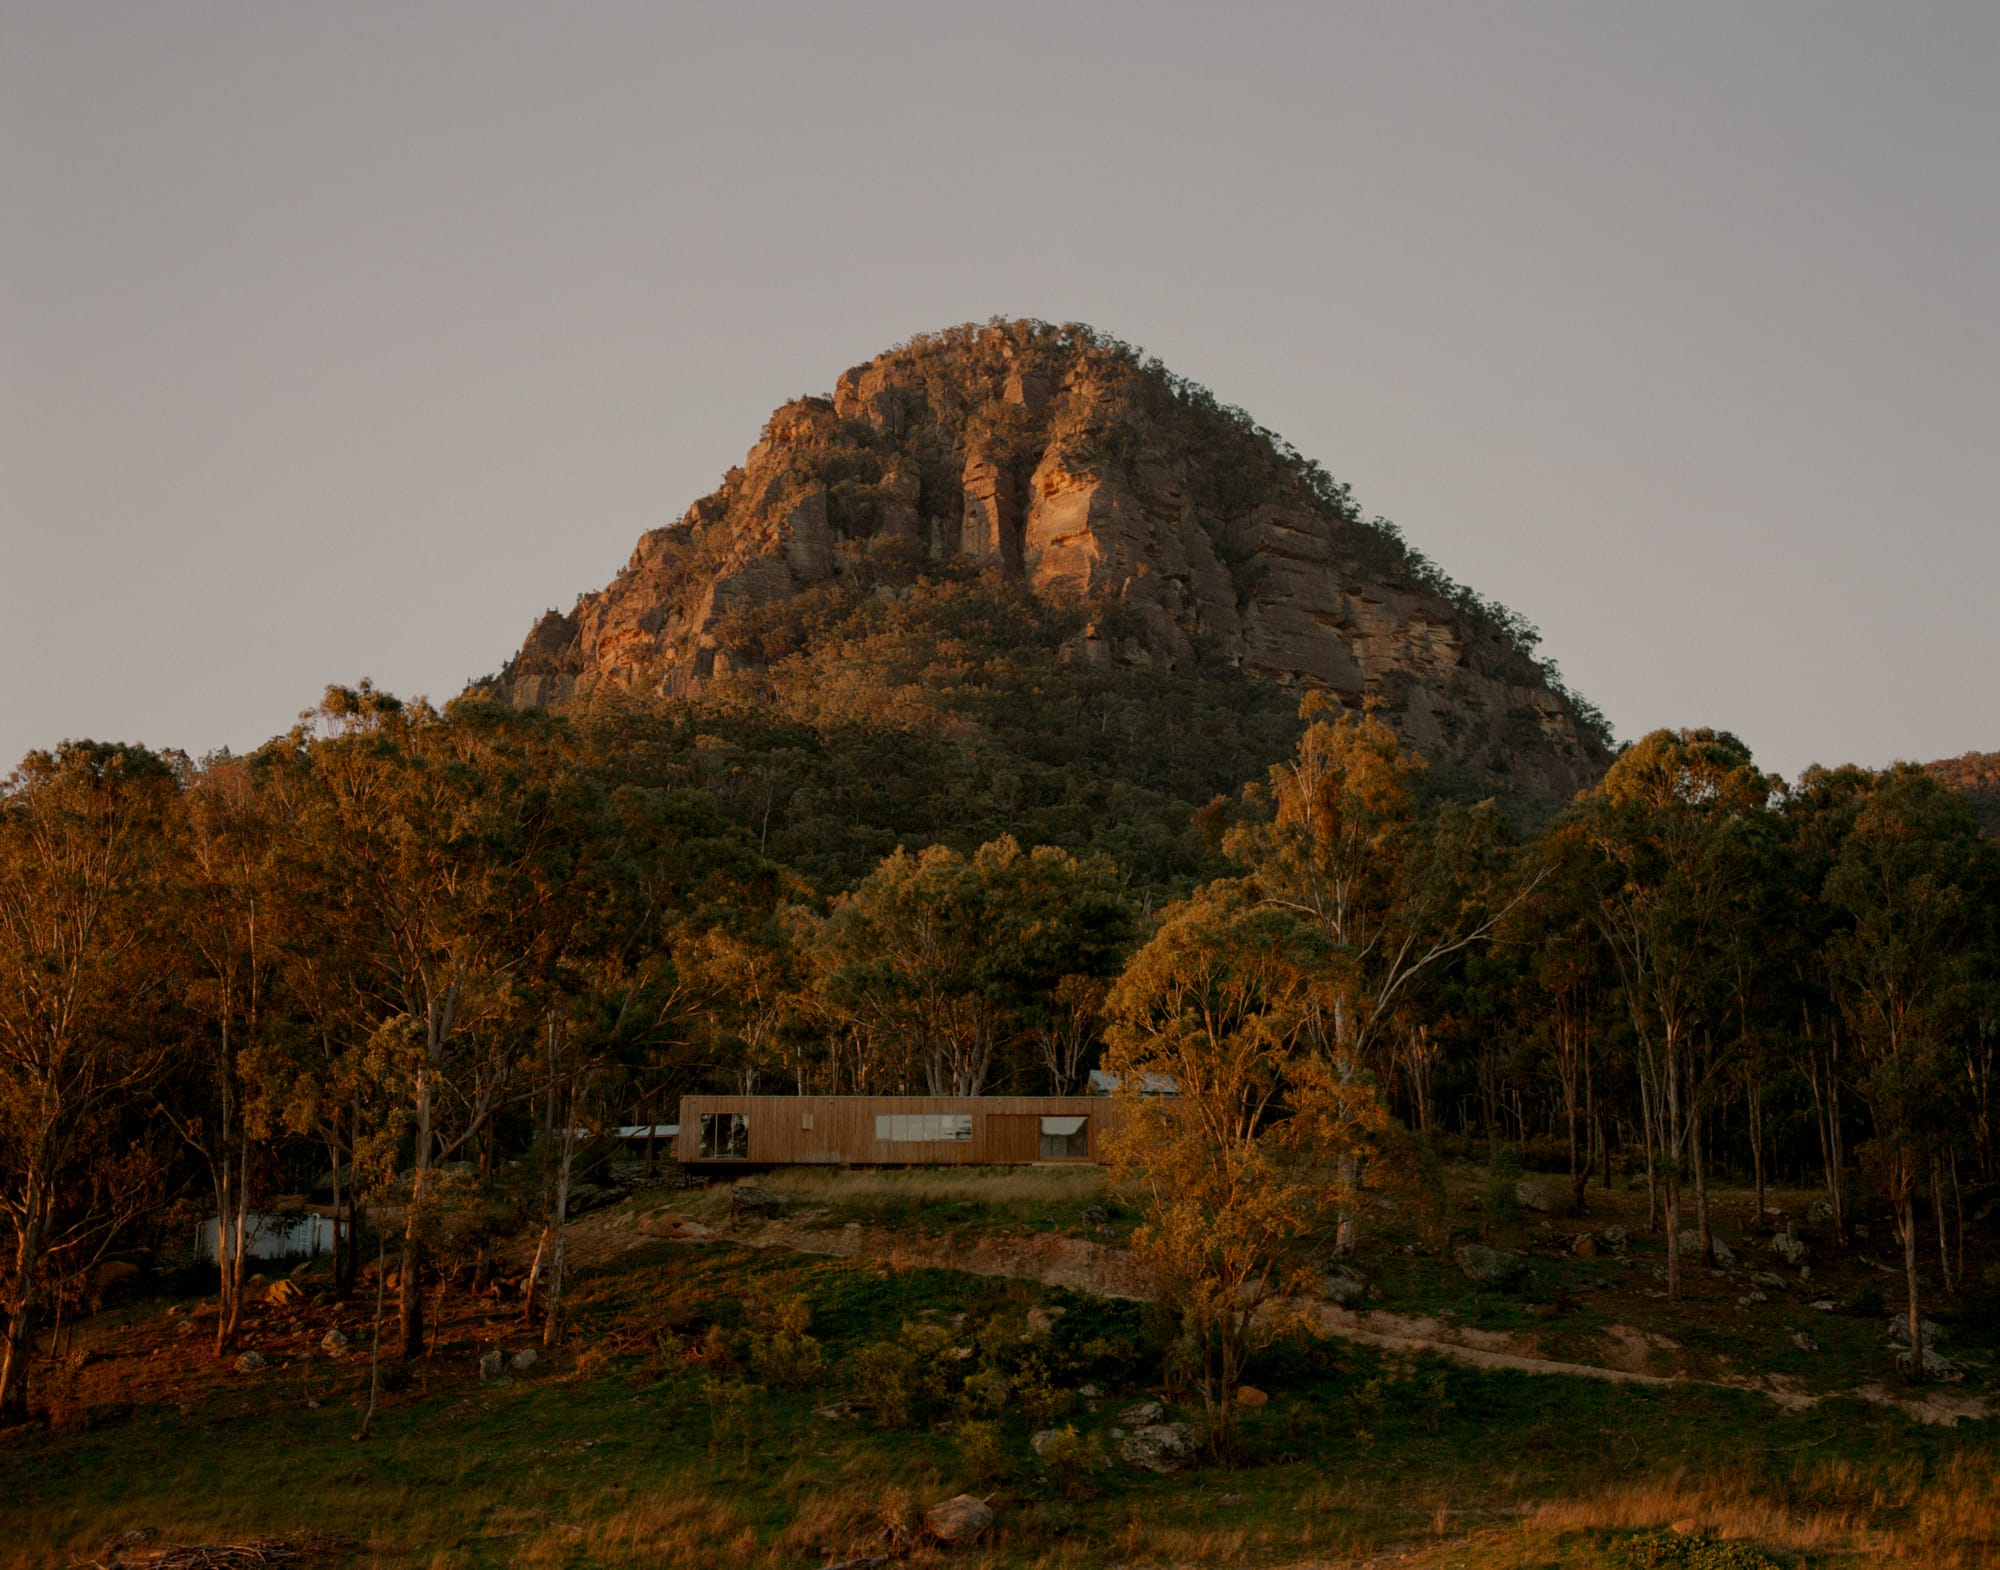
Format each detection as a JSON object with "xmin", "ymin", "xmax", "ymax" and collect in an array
[{"xmin": 5, "ymin": 3, "xmax": 1995, "ymax": 782}]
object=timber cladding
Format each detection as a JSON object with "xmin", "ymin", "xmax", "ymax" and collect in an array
[{"xmin": 674, "ymin": 1094, "xmax": 1117, "ymax": 1168}]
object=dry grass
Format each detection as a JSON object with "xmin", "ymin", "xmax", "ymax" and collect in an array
[{"xmin": 1531, "ymin": 1451, "xmax": 2000, "ymax": 1568}]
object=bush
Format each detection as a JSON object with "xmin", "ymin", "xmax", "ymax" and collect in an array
[
  {"xmin": 700, "ymin": 1377, "xmax": 752, "ymax": 1457},
  {"xmin": 954, "ymin": 1419, "xmax": 1009, "ymax": 1485},
  {"xmin": 748, "ymin": 1330, "xmax": 824, "ymax": 1390},
  {"xmin": 1032, "ymin": 1424, "xmax": 1106, "ymax": 1499},
  {"xmin": 851, "ymin": 1341, "xmax": 917, "ymax": 1427},
  {"xmin": 1613, "ymin": 1529, "xmax": 1782, "ymax": 1569}
]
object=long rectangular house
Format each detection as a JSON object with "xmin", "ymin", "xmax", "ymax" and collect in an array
[{"xmin": 674, "ymin": 1094, "xmax": 1112, "ymax": 1170}]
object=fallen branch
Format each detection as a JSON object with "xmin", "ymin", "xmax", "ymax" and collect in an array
[{"xmin": 77, "ymin": 1533, "xmax": 355, "ymax": 1570}]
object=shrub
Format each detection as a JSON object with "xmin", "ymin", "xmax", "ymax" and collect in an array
[
  {"xmin": 1032, "ymin": 1424, "xmax": 1106, "ymax": 1499},
  {"xmin": 1612, "ymin": 1529, "xmax": 1782, "ymax": 1569},
  {"xmin": 851, "ymin": 1341, "xmax": 917, "ymax": 1427},
  {"xmin": 700, "ymin": 1377, "xmax": 752, "ymax": 1458},
  {"xmin": 955, "ymin": 1419, "xmax": 1009, "ymax": 1485},
  {"xmin": 749, "ymin": 1330, "xmax": 824, "ymax": 1391}
]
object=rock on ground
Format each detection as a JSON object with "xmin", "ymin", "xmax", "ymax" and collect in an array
[
  {"xmin": 1455, "ymin": 1244, "xmax": 1523, "ymax": 1286},
  {"xmin": 1514, "ymin": 1181, "xmax": 1552, "ymax": 1214},
  {"xmin": 233, "ymin": 1351, "xmax": 267, "ymax": 1372},
  {"xmin": 924, "ymin": 1494, "xmax": 993, "ymax": 1542},
  {"xmin": 1320, "ymin": 1270, "xmax": 1367, "ymax": 1306},
  {"xmin": 1118, "ymin": 1423, "xmax": 1197, "ymax": 1475},
  {"xmin": 479, "ymin": 1350, "xmax": 503, "ymax": 1380}
]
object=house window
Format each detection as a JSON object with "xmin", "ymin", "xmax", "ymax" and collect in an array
[
  {"xmin": 874, "ymin": 1113, "xmax": 974, "ymax": 1143},
  {"xmin": 699, "ymin": 1112, "xmax": 749, "ymax": 1159},
  {"xmin": 1039, "ymin": 1116, "xmax": 1089, "ymax": 1159}
]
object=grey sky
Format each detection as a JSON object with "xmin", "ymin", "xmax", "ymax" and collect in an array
[{"xmin": 5, "ymin": 2, "xmax": 1995, "ymax": 783}]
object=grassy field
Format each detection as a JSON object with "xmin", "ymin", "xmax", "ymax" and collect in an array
[{"xmin": 4, "ymin": 1162, "xmax": 1997, "ymax": 1569}]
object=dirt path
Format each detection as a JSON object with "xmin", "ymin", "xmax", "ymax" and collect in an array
[{"xmin": 584, "ymin": 1202, "xmax": 1992, "ymax": 1427}]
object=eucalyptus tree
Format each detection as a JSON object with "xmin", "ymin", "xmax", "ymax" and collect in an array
[
  {"xmin": 811, "ymin": 835, "xmax": 1129, "ymax": 1096},
  {"xmin": 1101, "ymin": 884, "xmax": 1352, "ymax": 1453},
  {"xmin": 0, "ymin": 743, "xmax": 180, "ymax": 1418},
  {"xmin": 1225, "ymin": 699, "xmax": 1518, "ymax": 1249},
  {"xmin": 1824, "ymin": 767, "xmax": 1991, "ymax": 1378},
  {"xmin": 162, "ymin": 756, "xmax": 282, "ymax": 1353},
  {"xmin": 277, "ymin": 685, "xmax": 574, "ymax": 1357},
  {"xmin": 1576, "ymin": 728, "xmax": 1774, "ymax": 1298}
]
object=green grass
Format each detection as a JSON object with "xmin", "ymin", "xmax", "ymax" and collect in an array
[
  {"xmin": 7, "ymin": 1241, "xmax": 1998, "ymax": 1569},
  {"xmin": 735, "ymin": 1164, "xmax": 1136, "ymax": 1238}
]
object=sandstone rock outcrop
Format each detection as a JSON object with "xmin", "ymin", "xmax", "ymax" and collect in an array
[{"xmin": 498, "ymin": 321, "xmax": 1611, "ymax": 803}]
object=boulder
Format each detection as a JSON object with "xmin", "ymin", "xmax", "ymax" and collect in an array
[
  {"xmin": 1029, "ymin": 1428, "xmax": 1063, "ymax": 1458},
  {"xmin": 1791, "ymin": 1331, "xmax": 1819, "ymax": 1353},
  {"xmin": 1897, "ymin": 1345, "xmax": 1964, "ymax": 1382},
  {"xmin": 1514, "ymin": 1181, "xmax": 1551, "ymax": 1214},
  {"xmin": 1118, "ymin": 1422, "xmax": 1197, "ymax": 1475},
  {"xmin": 1234, "ymin": 1386, "xmax": 1268, "ymax": 1408},
  {"xmin": 1083, "ymin": 1204, "xmax": 1111, "ymax": 1226},
  {"xmin": 479, "ymin": 1350, "xmax": 504, "ymax": 1381},
  {"xmin": 233, "ymin": 1351, "xmax": 267, "ymax": 1372},
  {"xmin": 1601, "ymin": 1226, "xmax": 1630, "ymax": 1251},
  {"xmin": 1675, "ymin": 1231, "xmax": 1734, "ymax": 1265},
  {"xmin": 923, "ymin": 1494, "xmax": 993, "ymax": 1542},
  {"xmin": 1571, "ymin": 1233, "xmax": 1598, "ymax": 1260},
  {"xmin": 1024, "ymin": 1305, "xmax": 1065, "ymax": 1338},
  {"xmin": 320, "ymin": 1328, "xmax": 350, "ymax": 1356},
  {"xmin": 264, "ymin": 1278, "xmax": 304, "ymax": 1308},
  {"xmin": 511, "ymin": 1348, "xmax": 539, "ymax": 1372},
  {"xmin": 730, "ymin": 1185, "xmax": 784, "ymax": 1215},
  {"xmin": 1770, "ymin": 1233, "xmax": 1809, "ymax": 1266},
  {"xmin": 1321, "ymin": 1270, "xmax": 1367, "ymax": 1306},
  {"xmin": 1885, "ymin": 1317, "xmax": 1948, "ymax": 1347},
  {"xmin": 1455, "ymin": 1244, "xmax": 1524, "ymax": 1287},
  {"xmin": 1118, "ymin": 1400, "xmax": 1165, "ymax": 1427}
]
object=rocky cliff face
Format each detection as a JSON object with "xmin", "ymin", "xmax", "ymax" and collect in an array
[{"xmin": 500, "ymin": 321, "xmax": 1611, "ymax": 805}]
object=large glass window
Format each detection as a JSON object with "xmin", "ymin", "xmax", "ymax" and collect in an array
[
  {"xmin": 1039, "ymin": 1115, "xmax": 1089, "ymax": 1159},
  {"xmin": 699, "ymin": 1112, "xmax": 749, "ymax": 1158},
  {"xmin": 874, "ymin": 1113, "xmax": 974, "ymax": 1143}
]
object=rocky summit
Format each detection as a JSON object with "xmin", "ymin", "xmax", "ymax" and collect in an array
[{"xmin": 497, "ymin": 321, "xmax": 1612, "ymax": 805}]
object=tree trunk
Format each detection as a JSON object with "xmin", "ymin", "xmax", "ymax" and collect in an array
[
  {"xmin": 1902, "ymin": 1184, "xmax": 1924, "ymax": 1384},
  {"xmin": 0, "ymin": 1224, "xmax": 39, "ymax": 1421},
  {"xmin": 1931, "ymin": 1159, "xmax": 1954, "ymax": 1296},
  {"xmin": 1693, "ymin": 1099, "xmax": 1713, "ymax": 1268},
  {"xmin": 521, "ymin": 1226, "xmax": 548, "ymax": 1327},
  {"xmin": 544, "ymin": 1115, "xmax": 577, "ymax": 1348},
  {"xmin": 1750, "ymin": 1083, "xmax": 1766, "ymax": 1226}
]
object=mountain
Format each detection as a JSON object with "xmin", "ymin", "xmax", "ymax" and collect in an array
[
  {"xmin": 489, "ymin": 322, "xmax": 1613, "ymax": 887},
  {"xmin": 1926, "ymin": 751, "xmax": 2000, "ymax": 835}
]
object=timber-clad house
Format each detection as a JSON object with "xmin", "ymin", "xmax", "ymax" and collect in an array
[{"xmin": 673, "ymin": 1095, "xmax": 1114, "ymax": 1170}]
